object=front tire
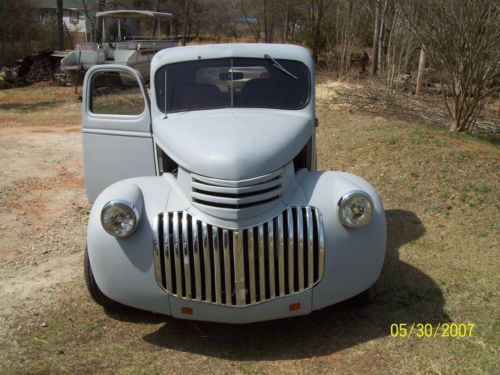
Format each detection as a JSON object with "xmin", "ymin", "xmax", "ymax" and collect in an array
[{"xmin": 84, "ymin": 247, "xmax": 124, "ymax": 310}]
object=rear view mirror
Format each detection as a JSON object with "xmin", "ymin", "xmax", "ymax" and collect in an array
[{"xmin": 219, "ymin": 72, "xmax": 244, "ymax": 81}]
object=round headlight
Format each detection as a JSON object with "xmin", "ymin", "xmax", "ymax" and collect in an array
[
  {"xmin": 101, "ymin": 200, "xmax": 139, "ymax": 237},
  {"xmin": 338, "ymin": 191, "xmax": 374, "ymax": 228}
]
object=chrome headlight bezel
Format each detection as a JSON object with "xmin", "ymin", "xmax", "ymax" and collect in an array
[
  {"xmin": 101, "ymin": 200, "xmax": 140, "ymax": 237},
  {"xmin": 337, "ymin": 191, "xmax": 374, "ymax": 228}
]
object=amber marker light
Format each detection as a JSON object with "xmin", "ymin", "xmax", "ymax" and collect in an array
[
  {"xmin": 289, "ymin": 303, "xmax": 301, "ymax": 311},
  {"xmin": 181, "ymin": 307, "xmax": 193, "ymax": 315}
]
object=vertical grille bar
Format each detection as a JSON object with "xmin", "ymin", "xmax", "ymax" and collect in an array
[
  {"xmin": 172, "ymin": 213, "xmax": 182, "ymax": 296},
  {"xmin": 305, "ymin": 207, "xmax": 314, "ymax": 288},
  {"xmin": 277, "ymin": 214, "xmax": 285, "ymax": 296},
  {"xmin": 233, "ymin": 230, "xmax": 246, "ymax": 306},
  {"xmin": 286, "ymin": 207, "xmax": 295, "ymax": 293},
  {"xmin": 154, "ymin": 207, "xmax": 325, "ymax": 307},
  {"xmin": 153, "ymin": 216, "xmax": 162, "ymax": 287},
  {"xmin": 212, "ymin": 227, "xmax": 222, "ymax": 304},
  {"xmin": 258, "ymin": 225, "xmax": 266, "ymax": 302},
  {"xmin": 163, "ymin": 214, "xmax": 173, "ymax": 293},
  {"xmin": 268, "ymin": 220, "xmax": 276, "ymax": 298},
  {"xmin": 181, "ymin": 212, "xmax": 191, "ymax": 299},
  {"xmin": 248, "ymin": 229, "xmax": 256, "ymax": 304},
  {"xmin": 192, "ymin": 218, "xmax": 202, "ymax": 300},
  {"xmin": 201, "ymin": 222, "xmax": 212, "ymax": 302},
  {"xmin": 222, "ymin": 229, "xmax": 232, "ymax": 304},
  {"xmin": 315, "ymin": 209, "xmax": 325, "ymax": 278},
  {"xmin": 296, "ymin": 207, "xmax": 304, "ymax": 290}
]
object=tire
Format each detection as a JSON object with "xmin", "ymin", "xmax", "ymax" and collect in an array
[{"xmin": 84, "ymin": 246, "xmax": 124, "ymax": 310}]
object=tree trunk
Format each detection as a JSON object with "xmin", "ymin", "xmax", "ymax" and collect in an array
[
  {"xmin": 182, "ymin": 0, "xmax": 189, "ymax": 46},
  {"xmin": 370, "ymin": 0, "xmax": 380, "ymax": 76},
  {"xmin": 241, "ymin": 1, "xmax": 260, "ymax": 42},
  {"xmin": 263, "ymin": 0, "xmax": 269, "ymax": 43},
  {"xmin": 283, "ymin": 0, "xmax": 290, "ymax": 41},
  {"xmin": 57, "ymin": 0, "xmax": 64, "ymax": 50},
  {"xmin": 96, "ymin": 0, "xmax": 105, "ymax": 42},
  {"xmin": 415, "ymin": 47, "xmax": 426, "ymax": 95},
  {"xmin": 377, "ymin": 0, "xmax": 387, "ymax": 74},
  {"xmin": 311, "ymin": 0, "xmax": 324, "ymax": 64}
]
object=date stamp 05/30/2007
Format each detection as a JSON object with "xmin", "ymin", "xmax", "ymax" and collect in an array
[{"xmin": 390, "ymin": 323, "xmax": 476, "ymax": 338}]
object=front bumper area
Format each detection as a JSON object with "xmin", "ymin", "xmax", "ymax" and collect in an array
[{"xmin": 87, "ymin": 171, "xmax": 386, "ymax": 323}]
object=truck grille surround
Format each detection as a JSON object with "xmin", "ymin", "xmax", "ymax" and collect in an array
[
  {"xmin": 153, "ymin": 207, "xmax": 325, "ymax": 307},
  {"xmin": 190, "ymin": 169, "xmax": 283, "ymax": 209}
]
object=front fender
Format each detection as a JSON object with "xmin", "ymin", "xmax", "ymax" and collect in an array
[
  {"xmin": 297, "ymin": 171, "xmax": 386, "ymax": 310},
  {"xmin": 87, "ymin": 170, "xmax": 386, "ymax": 319},
  {"xmin": 87, "ymin": 176, "xmax": 174, "ymax": 314}
]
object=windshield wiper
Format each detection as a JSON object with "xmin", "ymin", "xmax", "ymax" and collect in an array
[{"xmin": 264, "ymin": 54, "xmax": 298, "ymax": 80}]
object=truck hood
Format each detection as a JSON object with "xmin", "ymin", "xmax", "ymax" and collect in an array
[{"xmin": 153, "ymin": 109, "xmax": 312, "ymax": 180}]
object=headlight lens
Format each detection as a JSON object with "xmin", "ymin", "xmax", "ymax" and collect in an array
[
  {"xmin": 101, "ymin": 200, "xmax": 139, "ymax": 237},
  {"xmin": 338, "ymin": 191, "xmax": 374, "ymax": 228}
]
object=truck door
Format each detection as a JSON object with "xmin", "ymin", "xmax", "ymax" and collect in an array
[{"xmin": 82, "ymin": 65, "xmax": 156, "ymax": 202}]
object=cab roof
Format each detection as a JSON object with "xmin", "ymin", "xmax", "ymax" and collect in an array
[{"xmin": 151, "ymin": 44, "xmax": 313, "ymax": 71}]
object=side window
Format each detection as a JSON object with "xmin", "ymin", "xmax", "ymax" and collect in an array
[{"xmin": 90, "ymin": 71, "xmax": 145, "ymax": 115}]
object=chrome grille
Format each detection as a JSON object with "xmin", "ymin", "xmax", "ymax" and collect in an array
[
  {"xmin": 153, "ymin": 206, "xmax": 325, "ymax": 307},
  {"xmin": 190, "ymin": 169, "xmax": 283, "ymax": 209}
]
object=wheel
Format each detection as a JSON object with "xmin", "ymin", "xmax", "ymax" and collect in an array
[
  {"xmin": 349, "ymin": 283, "xmax": 377, "ymax": 306},
  {"xmin": 84, "ymin": 246, "xmax": 124, "ymax": 310}
]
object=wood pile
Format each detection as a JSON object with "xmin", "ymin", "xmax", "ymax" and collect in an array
[
  {"xmin": 0, "ymin": 67, "xmax": 17, "ymax": 89},
  {"xmin": 25, "ymin": 50, "xmax": 60, "ymax": 83}
]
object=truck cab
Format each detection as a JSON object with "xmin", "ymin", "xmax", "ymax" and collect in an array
[{"xmin": 83, "ymin": 44, "xmax": 386, "ymax": 323}]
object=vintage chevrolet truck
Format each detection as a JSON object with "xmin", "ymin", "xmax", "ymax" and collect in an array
[{"xmin": 82, "ymin": 43, "xmax": 386, "ymax": 323}]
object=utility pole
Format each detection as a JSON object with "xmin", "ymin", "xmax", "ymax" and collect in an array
[
  {"xmin": 57, "ymin": 0, "xmax": 64, "ymax": 50},
  {"xmin": 182, "ymin": 0, "xmax": 189, "ymax": 46}
]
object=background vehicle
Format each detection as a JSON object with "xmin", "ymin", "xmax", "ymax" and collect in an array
[{"xmin": 61, "ymin": 10, "xmax": 175, "ymax": 81}]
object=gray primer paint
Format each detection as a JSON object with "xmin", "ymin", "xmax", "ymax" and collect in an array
[{"xmin": 84, "ymin": 44, "xmax": 386, "ymax": 323}]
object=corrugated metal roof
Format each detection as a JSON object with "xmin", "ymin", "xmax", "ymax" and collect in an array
[{"xmin": 96, "ymin": 10, "xmax": 173, "ymax": 19}]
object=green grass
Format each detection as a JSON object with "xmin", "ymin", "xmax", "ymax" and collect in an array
[{"xmin": 1, "ymin": 82, "xmax": 499, "ymax": 375}]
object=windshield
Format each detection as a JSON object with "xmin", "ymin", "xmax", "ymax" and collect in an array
[{"xmin": 155, "ymin": 57, "xmax": 310, "ymax": 113}]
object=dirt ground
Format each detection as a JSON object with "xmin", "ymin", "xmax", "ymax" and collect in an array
[
  {"xmin": 0, "ymin": 81, "xmax": 498, "ymax": 374},
  {"xmin": 0, "ymin": 85, "xmax": 88, "ymax": 337}
]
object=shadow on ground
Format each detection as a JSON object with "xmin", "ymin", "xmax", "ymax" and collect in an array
[
  {"xmin": 107, "ymin": 209, "xmax": 449, "ymax": 360},
  {"xmin": 0, "ymin": 101, "xmax": 67, "ymax": 112}
]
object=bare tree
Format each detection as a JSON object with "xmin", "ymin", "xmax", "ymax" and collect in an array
[
  {"xmin": 0, "ymin": 0, "xmax": 37, "ymax": 64},
  {"xmin": 325, "ymin": 0, "xmax": 360, "ymax": 76},
  {"xmin": 181, "ymin": 0, "xmax": 190, "ymax": 45},
  {"xmin": 262, "ymin": 0, "xmax": 269, "ymax": 42},
  {"xmin": 309, "ymin": 0, "xmax": 328, "ymax": 63},
  {"xmin": 82, "ymin": 0, "xmax": 99, "ymax": 42},
  {"xmin": 384, "ymin": 3, "xmax": 419, "ymax": 90},
  {"xmin": 376, "ymin": 0, "xmax": 388, "ymax": 73},
  {"xmin": 196, "ymin": 0, "xmax": 239, "ymax": 42},
  {"xmin": 370, "ymin": 0, "xmax": 380, "ymax": 75},
  {"xmin": 241, "ymin": 0, "xmax": 262, "ymax": 42},
  {"xmin": 283, "ymin": 0, "xmax": 291, "ymax": 41},
  {"xmin": 402, "ymin": 0, "xmax": 500, "ymax": 132}
]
